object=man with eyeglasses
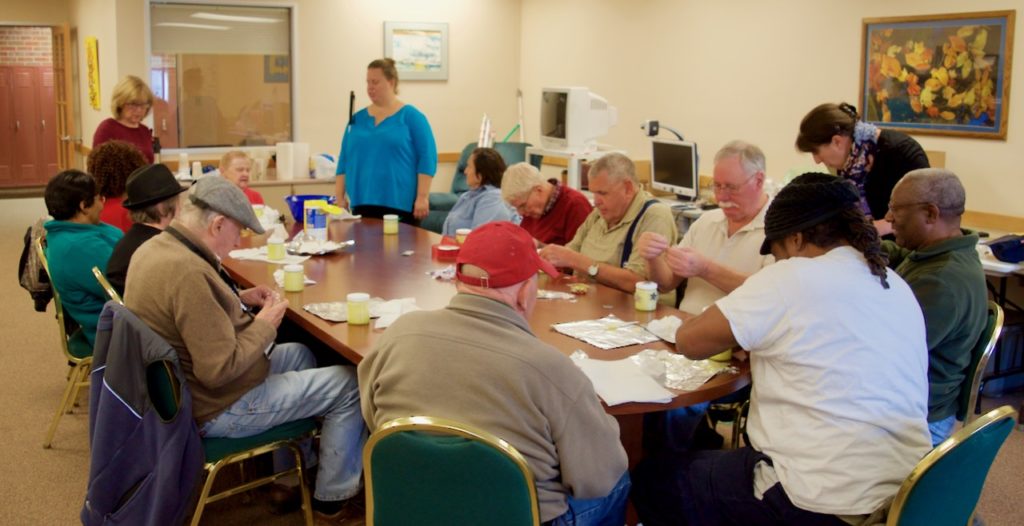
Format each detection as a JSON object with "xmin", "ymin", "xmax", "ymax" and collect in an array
[
  {"xmin": 882, "ymin": 168, "xmax": 987, "ymax": 446},
  {"xmin": 637, "ymin": 140, "xmax": 773, "ymax": 316}
]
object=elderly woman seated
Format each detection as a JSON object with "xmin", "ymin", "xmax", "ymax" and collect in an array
[
  {"xmin": 441, "ymin": 147, "xmax": 517, "ymax": 237},
  {"xmin": 220, "ymin": 150, "xmax": 264, "ymax": 205},
  {"xmin": 501, "ymin": 162, "xmax": 592, "ymax": 246}
]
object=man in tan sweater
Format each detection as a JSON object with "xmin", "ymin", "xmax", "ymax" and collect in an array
[
  {"xmin": 126, "ymin": 176, "xmax": 365, "ymax": 524},
  {"xmin": 359, "ymin": 221, "xmax": 630, "ymax": 525}
]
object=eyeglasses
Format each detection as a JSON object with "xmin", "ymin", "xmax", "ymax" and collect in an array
[
  {"xmin": 124, "ymin": 101, "xmax": 151, "ymax": 110},
  {"xmin": 887, "ymin": 201, "xmax": 931, "ymax": 213},
  {"xmin": 712, "ymin": 173, "xmax": 757, "ymax": 193}
]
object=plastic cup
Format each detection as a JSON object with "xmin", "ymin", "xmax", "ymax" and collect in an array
[
  {"xmin": 347, "ymin": 292, "xmax": 370, "ymax": 325},
  {"xmin": 634, "ymin": 281, "xmax": 658, "ymax": 312},
  {"xmin": 709, "ymin": 349, "xmax": 733, "ymax": 362},
  {"xmin": 455, "ymin": 228, "xmax": 472, "ymax": 244},
  {"xmin": 267, "ymin": 236, "xmax": 285, "ymax": 261},
  {"xmin": 283, "ymin": 264, "xmax": 304, "ymax": 292},
  {"xmin": 383, "ymin": 214, "xmax": 399, "ymax": 235}
]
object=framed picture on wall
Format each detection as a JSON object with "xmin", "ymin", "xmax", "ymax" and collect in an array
[
  {"xmin": 383, "ymin": 21, "xmax": 449, "ymax": 80},
  {"xmin": 860, "ymin": 10, "xmax": 1015, "ymax": 139}
]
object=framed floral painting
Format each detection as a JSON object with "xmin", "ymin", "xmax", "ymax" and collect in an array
[{"xmin": 860, "ymin": 11, "xmax": 1015, "ymax": 139}]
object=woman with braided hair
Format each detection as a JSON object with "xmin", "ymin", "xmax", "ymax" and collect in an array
[
  {"xmin": 796, "ymin": 102, "xmax": 929, "ymax": 236},
  {"xmin": 633, "ymin": 172, "xmax": 930, "ymax": 526}
]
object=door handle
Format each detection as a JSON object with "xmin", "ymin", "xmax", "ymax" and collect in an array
[
  {"xmin": 162, "ymin": 118, "xmax": 167, "ymax": 131},
  {"xmin": 41, "ymin": 119, "xmax": 46, "ymax": 129},
  {"xmin": 14, "ymin": 120, "xmax": 19, "ymax": 131}
]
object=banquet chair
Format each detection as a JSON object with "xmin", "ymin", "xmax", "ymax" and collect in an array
[
  {"xmin": 364, "ymin": 415, "xmax": 540, "ymax": 526},
  {"xmin": 91, "ymin": 266, "xmax": 123, "ymax": 305}
]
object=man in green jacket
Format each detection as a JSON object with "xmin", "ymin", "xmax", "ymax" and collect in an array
[{"xmin": 883, "ymin": 168, "xmax": 988, "ymax": 445}]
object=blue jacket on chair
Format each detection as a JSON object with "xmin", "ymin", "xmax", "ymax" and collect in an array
[{"xmin": 82, "ymin": 302, "xmax": 204, "ymax": 526}]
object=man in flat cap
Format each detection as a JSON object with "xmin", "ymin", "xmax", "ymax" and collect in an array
[
  {"xmin": 106, "ymin": 164, "xmax": 187, "ymax": 295},
  {"xmin": 633, "ymin": 173, "xmax": 931, "ymax": 526},
  {"xmin": 359, "ymin": 221, "xmax": 630, "ymax": 525},
  {"xmin": 126, "ymin": 176, "xmax": 366, "ymax": 524},
  {"xmin": 883, "ymin": 168, "xmax": 988, "ymax": 445}
]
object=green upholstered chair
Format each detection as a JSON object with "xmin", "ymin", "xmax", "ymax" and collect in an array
[
  {"xmin": 422, "ymin": 141, "xmax": 535, "ymax": 233},
  {"xmin": 91, "ymin": 266, "xmax": 123, "ymax": 305},
  {"xmin": 364, "ymin": 416, "xmax": 540, "ymax": 526},
  {"xmin": 36, "ymin": 238, "xmax": 93, "ymax": 449},
  {"xmin": 147, "ymin": 360, "xmax": 318, "ymax": 526},
  {"xmin": 886, "ymin": 405, "xmax": 1016, "ymax": 525},
  {"xmin": 957, "ymin": 301, "xmax": 1004, "ymax": 423}
]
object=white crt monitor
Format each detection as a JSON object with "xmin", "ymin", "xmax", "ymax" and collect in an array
[
  {"xmin": 650, "ymin": 138, "xmax": 698, "ymax": 200},
  {"xmin": 540, "ymin": 86, "xmax": 618, "ymax": 152}
]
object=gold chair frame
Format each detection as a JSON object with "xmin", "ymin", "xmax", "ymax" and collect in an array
[
  {"xmin": 886, "ymin": 405, "xmax": 1018, "ymax": 525},
  {"xmin": 91, "ymin": 266, "xmax": 123, "ymax": 305},
  {"xmin": 963, "ymin": 301, "xmax": 1004, "ymax": 424},
  {"xmin": 35, "ymin": 238, "xmax": 92, "ymax": 449},
  {"xmin": 364, "ymin": 415, "xmax": 541, "ymax": 526}
]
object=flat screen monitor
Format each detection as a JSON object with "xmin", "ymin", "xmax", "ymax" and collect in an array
[{"xmin": 650, "ymin": 138, "xmax": 698, "ymax": 200}]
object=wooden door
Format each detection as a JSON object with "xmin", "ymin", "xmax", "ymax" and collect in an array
[
  {"xmin": 39, "ymin": 68, "xmax": 58, "ymax": 176},
  {"xmin": 0, "ymin": 68, "xmax": 13, "ymax": 185},
  {"xmin": 12, "ymin": 67, "xmax": 41, "ymax": 185},
  {"xmin": 51, "ymin": 24, "xmax": 75, "ymax": 171}
]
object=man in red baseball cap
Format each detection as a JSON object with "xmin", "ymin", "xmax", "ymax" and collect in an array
[{"xmin": 359, "ymin": 221, "xmax": 630, "ymax": 525}]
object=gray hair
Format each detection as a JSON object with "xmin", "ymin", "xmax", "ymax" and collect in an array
[
  {"xmin": 897, "ymin": 168, "xmax": 966, "ymax": 216},
  {"xmin": 501, "ymin": 162, "xmax": 546, "ymax": 202},
  {"xmin": 589, "ymin": 152, "xmax": 636, "ymax": 184},
  {"xmin": 714, "ymin": 140, "xmax": 766, "ymax": 177}
]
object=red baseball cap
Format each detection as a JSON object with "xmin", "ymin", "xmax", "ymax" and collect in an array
[{"xmin": 456, "ymin": 222, "xmax": 559, "ymax": 288}]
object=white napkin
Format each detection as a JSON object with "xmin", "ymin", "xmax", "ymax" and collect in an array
[
  {"xmin": 373, "ymin": 298, "xmax": 420, "ymax": 330},
  {"xmin": 229, "ymin": 247, "xmax": 309, "ymax": 265},
  {"xmin": 646, "ymin": 315, "xmax": 684, "ymax": 344},
  {"xmin": 272, "ymin": 269, "xmax": 316, "ymax": 288},
  {"xmin": 574, "ymin": 356, "xmax": 674, "ymax": 406}
]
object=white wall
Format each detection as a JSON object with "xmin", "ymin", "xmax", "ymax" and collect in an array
[{"xmin": 519, "ymin": 0, "xmax": 1024, "ymax": 217}]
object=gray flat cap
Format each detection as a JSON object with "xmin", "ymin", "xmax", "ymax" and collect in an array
[{"xmin": 189, "ymin": 175, "xmax": 265, "ymax": 234}]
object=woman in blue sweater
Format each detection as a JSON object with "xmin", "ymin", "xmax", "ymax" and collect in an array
[
  {"xmin": 442, "ymin": 147, "xmax": 518, "ymax": 236},
  {"xmin": 43, "ymin": 170, "xmax": 123, "ymax": 345},
  {"xmin": 335, "ymin": 58, "xmax": 437, "ymax": 223}
]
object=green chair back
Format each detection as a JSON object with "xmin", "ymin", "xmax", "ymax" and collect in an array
[
  {"xmin": 365, "ymin": 416, "xmax": 540, "ymax": 526},
  {"xmin": 956, "ymin": 301, "xmax": 1004, "ymax": 422},
  {"xmin": 887, "ymin": 405, "xmax": 1017, "ymax": 526}
]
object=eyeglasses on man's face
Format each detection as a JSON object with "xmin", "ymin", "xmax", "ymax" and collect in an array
[{"xmin": 712, "ymin": 172, "xmax": 757, "ymax": 194}]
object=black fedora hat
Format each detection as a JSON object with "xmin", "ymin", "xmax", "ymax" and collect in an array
[{"xmin": 122, "ymin": 164, "xmax": 188, "ymax": 209}]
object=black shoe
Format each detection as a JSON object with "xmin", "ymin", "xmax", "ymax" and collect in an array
[
  {"xmin": 313, "ymin": 492, "xmax": 365, "ymax": 526},
  {"xmin": 266, "ymin": 483, "xmax": 302, "ymax": 515}
]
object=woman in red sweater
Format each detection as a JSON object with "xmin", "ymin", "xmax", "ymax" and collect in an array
[
  {"xmin": 92, "ymin": 75, "xmax": 155, "ymax": 163},
  {"xmin": 87, "ymin": 140, "xmax": 147, "ymax": 233}
]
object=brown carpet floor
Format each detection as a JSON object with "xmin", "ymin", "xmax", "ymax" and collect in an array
[{"xmin": 1, "ymin": 197, "xmax": 1021, "ymax": 525}]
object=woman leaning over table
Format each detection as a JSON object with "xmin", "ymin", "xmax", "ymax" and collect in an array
[
  {"xmin": 92, "ymin": 75, "xmax": 155, "ymax": 163},
  {"xmin": 796, "ymin": 102, "xmax": 929, "ymax": 236},
  {"xmin": 335, "ymin": 58, "xmax": 437, "ymax": 223},
  {"xmin": 441, "ymin": 147, "xmax": 518, "ymax": 236}
]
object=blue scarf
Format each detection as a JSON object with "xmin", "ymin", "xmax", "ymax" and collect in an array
[{"xmin": 838, "ymin": 121, "xmax": 879, "ymax": 217}]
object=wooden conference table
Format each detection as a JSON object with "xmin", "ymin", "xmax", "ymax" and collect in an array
[{"xmin": 224, "ymin": 218, "xmax": 751, "ymax": 467}]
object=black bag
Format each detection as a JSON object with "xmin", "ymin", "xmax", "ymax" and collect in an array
[{"xmin": 988, "ymin": 235, "xmax": 1024, "ymax": 264}]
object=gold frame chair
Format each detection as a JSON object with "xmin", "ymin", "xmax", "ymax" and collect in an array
[
  {"xmin": 886, "ymin": 405, "xmax": 1018, "ymax": 525},
  {"xmin": 364, "ymin": 415, "xmax": 541, "ymax": 526},
  {"xmin": 91, "ymin": 266, "xmax": 123, "ymax": 305},
  {"xmin": 961, "ymin": 301, "xmax": 1004, "ymax": 424},
  {"xmin": 35, "ymin": 238, "xmax": 92, "ymax": 449}
]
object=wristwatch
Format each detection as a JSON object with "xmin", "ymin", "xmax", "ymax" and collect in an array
[{"xmin": 587, "ymin": 262, "xmax": 600, "ymax": 278}]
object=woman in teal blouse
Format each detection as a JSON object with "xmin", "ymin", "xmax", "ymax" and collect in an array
[{"xmin": 335, "ymin": 58, "xmax": 438, "ymax": 223}]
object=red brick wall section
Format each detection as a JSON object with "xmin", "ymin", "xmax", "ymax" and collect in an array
[{"xmin": 0, "ymin": 27, "xmax": 53, "ymax": 67}]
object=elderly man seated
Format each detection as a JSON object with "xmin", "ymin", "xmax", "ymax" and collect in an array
[
  {"xmin": 126, "ymin": 177, "xmax": 366, "ymax": 524},
  {"xmin": 637, "ymin": 140, "xmax": 773, "ymax": 315},
  {"xmin": 540, "ymin": 152, "xmax": 677, "ymax": 294},
  {"xmin": 502, "ymin": 162, "xmax": 593, "ymax": 245},
  {"xmin": 360, "ymin": 222, "xmax": 630, "ymax": 526},
  {"xmin": 633, "ymin": 173, "xmax": 931, "ymax": 526},
  {"xmin": 883, "ymin": 168, "xmax": 987, "ymax": 445}
]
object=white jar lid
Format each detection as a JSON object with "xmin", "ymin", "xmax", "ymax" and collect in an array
[
  {"xmin": 268, "ymin": 235, "xmax": 284, "ymax": 243},
  {"xmin": 636, "ymin": 281, "xmax": 658, "ymax": 291},
  {"xmin": 456, "ymin": 228, "xmax": 472, "ymax": 234},
  {"xmin": 284, "ymin": 264, "xmax": 304, "ymax": 272},
  {"xmin": 383, "ymin": 214, "xmax": 399, "ymax": 220},
  {"xmin": 347, "ymin": 292, "xmax": 370, "ymax": 302}
]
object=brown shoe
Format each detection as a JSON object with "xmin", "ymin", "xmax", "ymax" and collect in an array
[
  {"xmin": 266, "ymin": 483, "xmax": 301, "ymax": 515},
  {"xmin": 313, "ymin": 493, "xmax": 365, "ymax": 526}
]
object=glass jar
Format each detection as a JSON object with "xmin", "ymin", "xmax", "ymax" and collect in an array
[
  {"xmin": 383, "ymin": 214, "xmax": 399, "ymax": 235},
  {"xmin": 347, "ymin": 292, "xmax": 370, "ymax": 325},
  {"xmin": 283, "ymin": 264, "xmax": 304, "ymax": 292},
  {"xmin": 634, "ymin": 281, "xmax": 658, "ymax": 312}
]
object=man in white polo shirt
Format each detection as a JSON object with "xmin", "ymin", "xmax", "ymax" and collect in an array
[{"xmin": 632, "ymin": 173, "xmax": 931, "ymax": 525}]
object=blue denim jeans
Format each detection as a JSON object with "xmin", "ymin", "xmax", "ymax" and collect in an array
[
  {"xmin": 547, "ymin": 472, "xmax": 630, "ymax": 526},
  {"xmin": 928, "ymin": 414, "xmax": 957, "ymax": 446},
  {"xmin": 199, "ymin": 343, "xmax": 367, "ymax": 501}
]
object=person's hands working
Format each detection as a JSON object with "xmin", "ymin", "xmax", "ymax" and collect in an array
[
  {"xmin": 240, "ymin": 285, "xmax": 276, "ymax": 309},
  {"xmin": 664, "ymin": 247, "xmax": 710, "ymax": 278},
  {"xmin": 636, "ymin": 232, "xmax": 671, "ymax": 260},
  {"xmin": 255, "ymin": 294, "xmax": 289, "ymax": 328}
]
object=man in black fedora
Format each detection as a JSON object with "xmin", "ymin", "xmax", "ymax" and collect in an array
[{"xmin": 106, "ymin": 164, "xmax": 188, "ymax": 295}]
